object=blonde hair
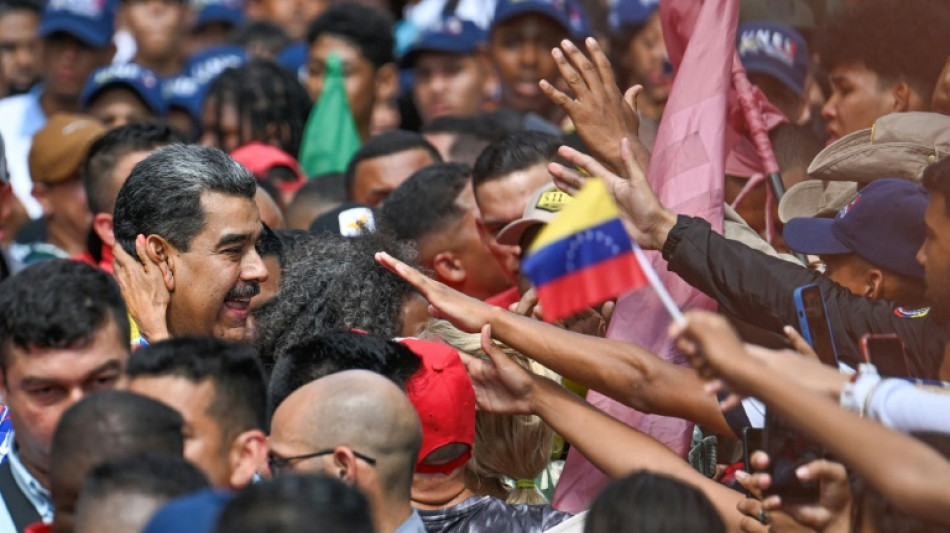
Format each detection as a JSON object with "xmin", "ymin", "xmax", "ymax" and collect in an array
[{"xmin": 421, "ymin": 320, "xmax": 558, "ymax": 505}]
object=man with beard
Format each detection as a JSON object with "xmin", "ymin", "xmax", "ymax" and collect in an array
[{"xmin": 112, "ymin": 144, "xmax": 267, "ymax": 344}]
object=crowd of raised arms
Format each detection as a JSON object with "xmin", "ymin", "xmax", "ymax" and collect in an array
[{"xmin": 2, "ymin": 0, "xmax": 950, "ymax": 532}]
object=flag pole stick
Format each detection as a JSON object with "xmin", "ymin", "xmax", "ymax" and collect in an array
[{"xmin": 632, "ymin": 246, "xmax": 686, "ymax": 328}]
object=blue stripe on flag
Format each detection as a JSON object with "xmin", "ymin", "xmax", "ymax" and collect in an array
[{"xmin": 522, "ymin": 218, "xmax": 634, "ymax": 287}]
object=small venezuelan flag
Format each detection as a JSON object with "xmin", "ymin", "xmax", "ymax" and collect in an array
[{"xmin": 521, "ymin": 178, "xmax": 648, "ymax": 323}]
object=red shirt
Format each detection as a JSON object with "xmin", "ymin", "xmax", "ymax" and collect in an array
[
  {"xmin": 73, "ymin": 243, "xmax": 115, "ymax": 274},
  {"xmin": 484, "ymin": 287, "xmax": 521, "ymax": 309},
  {"xmin": 25, "ymin": 521, "xmax": 51, "ymax": 533}
]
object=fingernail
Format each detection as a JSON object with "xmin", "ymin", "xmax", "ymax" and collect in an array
[
  {"xmin": 562, "ymin": 39, "xmax": 573, "ymax": 48},
  {"xmin": 796, "ymin": 466, "xmax": 809, "ymax": 479},
  {"xmin": 734, "ymin": 470, "xmax": 749, "ymax": 481},
  {"xmin": 586, "ymin": 37, "xmax": 596, "ymax": 46}
]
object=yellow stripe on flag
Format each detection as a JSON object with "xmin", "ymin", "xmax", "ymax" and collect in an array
[{"xmin": 527, "ymin": 178, "xmax": 621, "ymax": 252}]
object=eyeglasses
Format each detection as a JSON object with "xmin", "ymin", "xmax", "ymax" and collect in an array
[{"xmin": 267, "ymin": 449, "xmax": 377, "ymax": 475}]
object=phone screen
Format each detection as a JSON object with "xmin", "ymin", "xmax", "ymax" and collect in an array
[
  {"xmin": 800, "ymin": 286, "xmax": 838, "ymax": 367},
  {"xmin": 764, "ymin": 412, "xmax": 821, "ymax": 504},
  {"xmin": 865, "ymin": 335, "xmax": 910, "ymax": 377}
]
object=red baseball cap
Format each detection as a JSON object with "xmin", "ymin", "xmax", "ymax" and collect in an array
[
  {"xmin": 230, "ymin": 142, "xmax": 306, "ymax": 195},
  {"xmin": 399, "ymin": 338, "xmax": 475, "ymax": 475}
]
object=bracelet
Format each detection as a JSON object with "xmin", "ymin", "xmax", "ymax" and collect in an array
[{"xmin": 840, "ymin": 364, "xmax": 880, "ymax": 415}]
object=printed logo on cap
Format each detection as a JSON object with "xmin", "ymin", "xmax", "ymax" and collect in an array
[
  {"xmin": 738, "ymin": 28, "xmax": 798, "ymax": 67},
  {"xmin": 47, "ymin": 0, "xmax": 107, "ymax": 17},
  {"xmin": 837, "ymin": 193, "xmax": 862, "ymax": 219},
  {"xmin": 93, "ymin": 64, "xmax": 157, "ymax": 89},
  {"xmin": 535, "ymin": 188, "xmax": 572, "ymax": 212},
  {"xmin": 338, "ymin": 207, "xmax": 375, "ymax": 237},
  {"xmin": 894, "ymin": 306, "xmax": 930, "ymax": 319},
  {"xmin": 438, "ymin": 16, "xmax": 464, "ymax": 35}
]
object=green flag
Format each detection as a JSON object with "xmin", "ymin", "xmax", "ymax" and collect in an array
[{"xmin": 298, "ymin": 52, "xmax": 362, "ymax": 178}]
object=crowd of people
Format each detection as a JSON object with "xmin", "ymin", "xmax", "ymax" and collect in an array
[{"xmin": 0, "ymin": 0, "xmax": 950, "ymax": 531}]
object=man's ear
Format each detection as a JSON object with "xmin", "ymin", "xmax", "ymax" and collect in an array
[
  {"xmin": 93, "ymin": 213, "xmax": 115, "ymax": 248},
  {"xmin": 892, "ymin": 81, "xmax": 914, "ymax": 112},
  {"xmin": 144, "ymin": 235, "xmax": 176, "ymax": 291},
  {"xmin": 31, "ymin": 183, "xmax": 53, "ymax": 217},
  {"xmin": 228, "ymin": 429, "xmax": 268, "ymax": 489},
  {"xmin": 331, "ymin": 447, "xmax": 359, "ymax": 485},
  {"xmin": 374, "ymin": 62, "xmax": 399, "ymax": 103},
  {"xmin": 432, "ymin": 251, "xmax": 465, "ymax": 287},
  {"xmin": 866, "ymin": 268, "xmax": 885, "ymax": 299}
]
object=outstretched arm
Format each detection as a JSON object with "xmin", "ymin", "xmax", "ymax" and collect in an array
[
  {"xmin": 464, "ymin": 325, "xmax": 746, "ymax": 531},
  {"xmin": 676, "ymin": 311, "xmax": 950, "ymax": 526},
  {"xmin": 375, "ymin": 252, "xmax": 734, "ymax": 437}
]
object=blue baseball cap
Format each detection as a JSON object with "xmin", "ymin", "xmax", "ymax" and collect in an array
[
  {"xmin": 609, "ymin": 0, "xmax": 659, "ymax": 34},
  {"xmin": 783, "ymin": 179, "xmax": 929, "ymax": 279},
  {"xmin": 162, "ymin": 75, "xmax": 202, "ymax": 119},
  {"xmin": 737, "ymin": 21, "xmax": 809, "ymax": 96},
  {"xmin": 193, "ymin": 0, "xmax": 244, "ymax": 29},
  {"xmin": 184, "ymin": 44, "xmax": 247, "ymax": 86},
  {"xmin": 402, "ymin": 16, "xmax": 486, "ymax": 68},
  {"xmin": 277, "ymin": 42, "xmax": 307, "ymax": 84},
  {"xmin": 81, "ymin": 62, "xmax": 166, "ymax": 115},
  {"xmin": 39, "ymin": 0, "xmax": 116, "ymax": 48},
  {"xmin": 492, "ymin": 0, "xmax": 590, "ymax": 40},
  {"xmin": 143, "ymin": 489, "xmax": 233, "ymax": 533}
]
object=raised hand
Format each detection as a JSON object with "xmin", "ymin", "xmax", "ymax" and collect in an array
[
  {"xmin": 374, "ymin": 251, "xmax": 494, "ymax": 333},
  {"xmin": 457, "ymin": 325, "xmax": 539, "ymax": 416},
  {"xmin": 541, "ymin": 37, "xmax": 651, "ymax": 175},
  {"xmin": 672, "ymin": 310, "xmax": 754, "ymax": 395},
  {"xmin": 550, "ymin": 138, "xmax": 677, "ymax": 250},
  {"xmin": 112, "ymin": 234, "xmax": 170, "ymax": 343}
]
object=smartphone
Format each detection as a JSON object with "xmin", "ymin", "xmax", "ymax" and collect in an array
[
  {"xmin": 861, "ymin": 334, "xmax": 910, "ymax": 377},
  {"xmin": 742, "ymin": 427, "xmax": 764, "ymax": 471},
  {"xmin": 763, "ymin": 411, "xmax": 821, "ymax": 504},
  {"xmin": 793, "ymin": 284, "xmax": 839, "ymax": 367}
]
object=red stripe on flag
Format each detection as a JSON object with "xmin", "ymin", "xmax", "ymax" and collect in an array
[{"xmin": 534, "ymin": 252, "xmax": 648, "ymax": 323}]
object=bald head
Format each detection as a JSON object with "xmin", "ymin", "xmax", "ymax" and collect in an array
[{"xmin": 270, "ymin": 370, "xmax": 422, "ymax": 500}]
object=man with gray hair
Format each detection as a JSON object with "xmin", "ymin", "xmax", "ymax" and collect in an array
[{"xmin": 112, "ymin": 144, "xmax": 268, "ymax": 343}]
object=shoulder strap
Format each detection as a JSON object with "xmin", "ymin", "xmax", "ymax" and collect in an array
[{"xmin": 0, "ymin": 460, "xmax": 41, "ymax": 532}]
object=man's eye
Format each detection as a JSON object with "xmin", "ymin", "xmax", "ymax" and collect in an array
[
  {"xmin": 28, "ymin": 387, "xmax": 59, "ymax": 400},
  {"xmin": 93, "ymin": 374, "xmax": 118, "ymax": 387}
]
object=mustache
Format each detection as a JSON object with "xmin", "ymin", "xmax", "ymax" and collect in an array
[{"xmin": 225, "ymin": 282, "xmax": 261, "ymax": 300}]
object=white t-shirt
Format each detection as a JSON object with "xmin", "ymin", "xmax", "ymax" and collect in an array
[{"xmin": 0, "ymin": 87, "xmax": 47, "ymax": 218}]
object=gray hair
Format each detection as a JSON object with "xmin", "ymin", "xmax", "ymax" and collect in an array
[{"xmin": 113, "ymin": 144, "xmax": 257, "ymax": 256}]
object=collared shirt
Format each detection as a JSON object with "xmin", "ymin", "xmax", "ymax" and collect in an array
[
  {"xmin": 0, "ymin": 86, "xmax": 47, "ymax": 219},
  {"xmin": 393, "ymin": 509, "xmax": 427, "ymax": 533},
  {"xmin": 0, "ymin": 434, "xmax": 53, "ymax": 533}
]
